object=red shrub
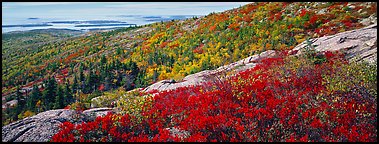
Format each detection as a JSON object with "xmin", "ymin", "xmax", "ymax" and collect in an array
[{"xmin": 51, "ymin": 50, "xmax": 377, "ymax": 142}]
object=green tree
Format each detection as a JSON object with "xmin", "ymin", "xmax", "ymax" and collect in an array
[
  {"xmin": 64, "ymin": 82, "xmax": 73, "ymax": 106},
  {"xmin": 135, "ymin": 71, "xmax": 147, "ymax": 88},
  {"xmin": 42, "ymin": 77, "xmax": 57, "ymax": 110},
  {"xmin": 26, "ymin": 85, "xmax": 41, "ymax": 112},
  {"xmin": 101, "ymin": 54, "xmax": 107, "ymax": 65},
  {"xmin": 12, "ymin": 87, "xmax": 24, "ymax": 121},
  {"xmin": 54, "ymin": 85, "xmax": 64, "ymax": 109},
  {"xmin": 152, "ymin": 69, "xmax": 159, "ymax": 82},
  {"xmin": 84, "ymin": 69, "xmax": 99, "ymax": 93},
  {"xmin": 125, "ymin": 60, "xmax": 139, "ymax": 75},
  {"xmin": 79, "ymin": 64, "xmax": 85, "ymax": 83},
  {"xmin": 72, "ymin": 74, "xmax": 78, "ymax": 94}
]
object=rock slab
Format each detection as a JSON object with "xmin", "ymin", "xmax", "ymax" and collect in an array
[
  {"xmin": 291, "ymin": 23, "xmax": 377, "ymax": 63},
  {"xmin": 2, "ymin": 108, "xmax": 113, "ymax": 142}
]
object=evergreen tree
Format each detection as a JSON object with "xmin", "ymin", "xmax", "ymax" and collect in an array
[
  {"xmin": 104, "ymin": 75, "xmax": 111, "ymax": 91},
  {"xmin": 26, "ymin": 85, "xmax": 41, "ymax": 112},
  {"xmin": 64, "ymin": 82, "xmax": 73, "ymax": 106},
  {"xmin": 79, "ymin": 64, "xmax": 85, "ymax": 83},
  {"xmin": 83, "ymin": 70, "xmax": 92, "ymax": 93},
  {"xmin": 135, "ymin": 70, "xmax": 148, "ymax": 88},
  {"xmin": 72, "ymin": 74, "xmax": 78, "ymax": 94},
  {"xmin": 101, "ymin": 54, "xmax": 107, "ymax": 65},
  {"xmin": 84, "ymin": 69, "xmax": 99, "ymax": 93},
  {"xmin": 42, "ymin": 77, "xmax": 57, "ymax": 110},
  {"xmin": 152, "ymin": 69, "xmax": 159, "ymax": 82},
  {"xmin": 12, "ymin": 87, "xmax": 24, "ymax": 121},
  {"xmin": 54, "ymin": 85, "xmax": 64, "ymax": 109},
  {"xmin": 116, "ymin": 71, "xmax": 123, "ymax": 87},
  {"xmin": 128, "ymin": 60, "xmax": 139, "ymax": 77},
  {"xmin": 116, "ymin": 47, "xmax": 122, "ymax": 55}
]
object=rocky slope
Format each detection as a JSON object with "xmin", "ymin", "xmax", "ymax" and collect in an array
[
  {"xmin": 291, "ymin": 23, "xmax": 377, "ymax": 63},
  {"xmin": 2, "ymin": 23, "xmax": 377, "ymax": 142},
  {"xmin": 143, "ymin": 23, "xmax": 377, "ymax": 94}
]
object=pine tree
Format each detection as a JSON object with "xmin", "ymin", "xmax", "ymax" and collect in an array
[
  {"xmin": 26, "ymin": 85, "xmax": 41, "ymax": 112},
  {"xmin": 104, "ymin": 75, "xmax": 111, "ymax": 91},
  {"xmin": 83, "ymin": 70, "xmax": 92, "ymax": 93},
  {"xmin": 101, "ymin": 54, "xmax": 107, "ymax": 65},
  {"xmin": 42, "ymin": 77, "xmax": 57, "ymax": 110},
  {"xmin": 12, "ymin": 87, "xmax": 24, "ymax": 121},
  {"xmin": 72, "ymin": 74, "xmax": 78, "ymax": 94},
  {"xmin": 152, "ymin": 69, "xmax": 159, "ymax": 82},
  {"xmin": 84, "ymin": 69, "xmax": 98, "ymax": 93},
  {"xmin": 54, "ymin": 85, "xmax": 64, "ymax": 109},
  {"xmin": 64, "ymin": 82, "xmax": 73, "ymax": 106},
  {"xmin": 79, "ymin": 64, "xmax": 85, "ymax": 83},
  {"xmin": 135, "ymin": 72, "xmax": 146, "ymax": 88}
]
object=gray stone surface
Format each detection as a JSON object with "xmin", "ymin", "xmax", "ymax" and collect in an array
[
  {"xmin": 2, "ymin": 108, "xmax": 113, "ymax": 142},
  {"xmin": 360, "ymin": 14, "xmax": 377, "ymax": 26},
  {"xmin": 143, "ymin": 50, "xmax": 277, "ymax": 93},
  {"xmin": 291, "ymin": 23, "xmax": 377, "ymax": 63},
  {"xmin": 165, "ymin": 127, "xmax": 190, "ymax": 139}
]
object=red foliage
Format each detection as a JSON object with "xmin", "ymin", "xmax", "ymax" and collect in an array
[
  {"xmin": 240, "ymin": 4, "xmax": 257, "ymax": 15},
  {"xmin": 64, "ymin": 53, "xmax": 78, "ymax": 64},
  {"xmin": 193, "ymin": 43, "xmax": 204, "ymax": 54},
  {"xmin": 159, "ymin": 41, "xmax": 169, "ymax": 48},
  {"xmin": 242, "ymin": 14, "xmax": 252, "ymax": 23},
  {"xmin": 309, "ymin": 15, "xmax": 318, "ymax": 25},
  {"xmin": 98, "ymin": 84, "xmax": 105, "ymax": 91},
  {"xmin": 299, "ymin": 9, "xmax": 308, "ymax": 17},
  {"xmin": 170, "ymin": 43, "xmax": 179, "ymax": 49},
  {"xmin": 51, "ymin": 51, "xmax": 377, "ymax": 142},
  {"xmin": 63, "ymin": 105, "xmax": 71, "ymax": 109},
  {"xmin": 209, "ymin": 24, "xmax": 217, "ymax": 32},
  {"xmin": 228, "ymin": 23, "xmax": 240, "ymax": 31}
]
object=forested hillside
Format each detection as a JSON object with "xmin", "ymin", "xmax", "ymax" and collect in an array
[
  {"xmin": 2, "ymin": 2, "xmax": 377, "ymax": 136},
  {"xmin": 2, "ymin": 29, "xmax": 84, "ymax": 95}
]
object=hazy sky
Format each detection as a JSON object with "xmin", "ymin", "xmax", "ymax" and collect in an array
[{"xmin": 2, "ymin": 2, "xmax": 252, "ymax": 22}]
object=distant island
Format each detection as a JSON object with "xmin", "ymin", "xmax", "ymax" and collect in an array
[
  {"xmin": 144, "ymin": 18, "xmax": 173, "ymax": 22},
  {"xmin": 142, "ymin": 16, "xmax": 162, "ymax": 19},
  {"xmin": 75, "ymin": 23, "xmax": 137, "ymax": 27},
  {"xmin": 27, "ymin": 18, "xmax": 39, "ymax": 20},
  {"xmin": 2, "ymin": 23, "xmax": 52, "ymax": 28},
  {"xmin": 142, "ymin": 15, "xmax": 199, "ymax": 22},
  {"xmin": 50, "ymin": 20, "xmax": 128, "ymax": 24}
]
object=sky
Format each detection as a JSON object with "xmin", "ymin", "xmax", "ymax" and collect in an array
[{"xmin": 2, "ymin": 2, "xmax": 252, "ymax": 24}]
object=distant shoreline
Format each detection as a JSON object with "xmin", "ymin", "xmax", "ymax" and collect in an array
[
  {"xmin": 2, "ymin": 15, "xmax": 199, "ymax": 33},
  {"xmin": 74, "ymin": 23, "xmax": 136, "ymax": 27},
  {"xmin": 2, "ymin": 28, "xmax": 84, "ymax": 34},
  {"xmin": 2, "ymin": 24, "xmax": 53, "ymax": 28},
  {"xmin": 2, "ymin": 27, "xmax": 134, "ymax": 34}
]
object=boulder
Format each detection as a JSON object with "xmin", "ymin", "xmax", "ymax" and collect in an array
[
  {"xmin": 359, "ymin": 14, "xmax": 377, "ymax": 26},
  {"xmin": 2, "ymin": 100, "xmax": 18, "ymax": 109},
  {"xmin": 143, "ymin": 50, "xmax": 277, "ymax": 93},
  {"xmin": 2, "ymin": 108, "xmax": 113, "ymax": 142},
  {"xmin": 82, "ymin": 107, "xmax": 114, "ymax": 121},
  {"xmin": 291, "ymin": 23, "xmax": 377, "ymax": 63}
]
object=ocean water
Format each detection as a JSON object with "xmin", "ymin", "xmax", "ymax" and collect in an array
[
  {"xmin": 2, "ymin": 15, "xmax": 199, "ymax": 33},
  {"xmin": 2, "ymin": 2, "xmax": 251, "ymax": 33}
]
